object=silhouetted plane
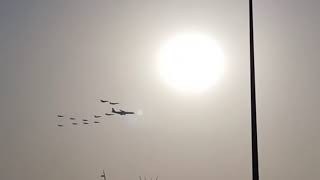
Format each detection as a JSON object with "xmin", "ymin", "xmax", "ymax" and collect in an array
[
  {"xmin": 100, "ymin": 170, "xmax": 107, "ymax": 180},
  {"xmin": 94, "ymin": 115, "xmax": 102, "ymax": 118},
  {"xmin": 100, "ymin": 100, "xmax": 108, "ymax": 103},
  {"xmin": 105, "ymin": 113, "xmax": 114, "ymax": 116},
  {"xmin": 109, "ymin": 102, "xmax": 119, "ymax": 105},
  {"xmin": 58, "ymin": 124, "xmax": 64, "ymax": 127},
  {"xmin": 112, "ymin": 108, "xmax": 134, "ymax": 115},
  {"xmin": 57, "ymin": 115, "xmax": 64, "ymax": 117},
  {"xmin": 70, "ymin": 117, "xmax": 76, "ymax": 120},
  {"xmin": 72, "ymin": 123, "xmax": 78, "ymax": 125},
  {"xmin": 82, "ymin": 119, "xmax": 89, "ymax": 121},
  {"xmin": 83, "ymin": 122, "xmax": 89, "ymax": 124},
  {"xmin": 94, "ymin": 121, "xmax": 100, "ymax": 123}
]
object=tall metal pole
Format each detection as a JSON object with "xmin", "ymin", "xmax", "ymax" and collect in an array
[{"xmin": 249, "ymin": 0, "xmax": 259, "ymax": 180}]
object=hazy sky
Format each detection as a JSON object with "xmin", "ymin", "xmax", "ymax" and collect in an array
[{"xmin": 1, "ymin": 0, "xmax": 320, "ymax": 180}]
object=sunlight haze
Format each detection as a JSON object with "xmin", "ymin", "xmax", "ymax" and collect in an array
[{"xmin": 1, "ymin": 0, "xmax": 320, "ymax": 180}]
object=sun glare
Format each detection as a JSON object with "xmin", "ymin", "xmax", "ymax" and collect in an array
[{"xmin": 157, "ymin": 32, "xmax": 225, "ymax": 93}]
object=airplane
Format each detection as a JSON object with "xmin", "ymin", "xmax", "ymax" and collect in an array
[
  {"xmin": 72, "ymin": 123, "xmax": 78, "ymax": 125},
  {"xmin": 100, "ymin": 100, "xmax": 108, "ymax": 103},
  {"xmin": 82, "ymin": 119, "xmax": 89, "ymax": 121},
  {"xmin": 57, "ymin": 115, "xmax": 64, "ymax": 117},
  {"xmin": 69, "ymin": 117, "xmax": 76, "ymax": 120},
  {"xmin": 94, "ymin": 121, "xmax": 100, "ymax": 123},
  {"xmin": 100, "ymin": 169, "xmax": 107, "ymax": 180},
  {"xmin": 57, "ymin": 124, "xmax": 64, "ymax": 127},
  {"xmin": 112, "ymin": 108, "xmax": 135, "ymax": 115},
  {"xmin": 94, "ymin": 115, "xmax": 102, "ymax": 118},
  {"xmin": 83, "ymin": 122, "xmax": 89, "ymax": 125},
  {"xmin": 109, "ymin": 102, "xmax": 119, "ymax": 105},
  {"xmin": 105, "ymin": 113, "xmax": 114, "ymax": 116}
]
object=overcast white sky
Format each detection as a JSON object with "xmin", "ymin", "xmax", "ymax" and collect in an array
[{"xmin": 1, "ymin": 0, "xmax": 320, "ymax": 180}]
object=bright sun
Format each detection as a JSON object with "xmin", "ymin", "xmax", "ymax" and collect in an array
[{"xmin": 157, "ymin": 32, "xmax": 225, "ymax": 93}]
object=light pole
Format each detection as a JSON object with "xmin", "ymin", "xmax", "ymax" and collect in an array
[{"xmin": 249, "ymin": 0, "xmax": 259, "ymax": 180}]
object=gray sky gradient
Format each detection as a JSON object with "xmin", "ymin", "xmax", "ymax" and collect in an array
[{"xmin": 0, "ymin": 0, "xmax": 320, "ymax": 180}]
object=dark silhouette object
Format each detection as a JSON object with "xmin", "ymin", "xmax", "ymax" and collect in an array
[
  {"xmin": 249, "ymin": 0, "xmax": 259, "ymax": 180},
  {"xmin": 94, "ymin": 121, "xmax": 100, "ymax": 123},
  {"xmin": 72, "ymin": 122, "xmax": 78, "ymax": 125},
  {"xmin": 57, "ymin": 124, "xmax": 63, "ymax": 127},
  {"xmin": 94, "ymin": 115, "xmax": 102, "ymax": 118},
  {"xmin": 112, "ymin": 108, "xmax": 134, "ymax": 115},
  {"xmin": 105, "ymin": 113, "xmax": 114, "ymax": 116},
  {"xmin": 82, "ymin": 119, "xmax": 89, "ymax": 121},
  {"xmin": 69, "ymin": 117, "xmax": 76, "ymax": 120},
  {"xmin": 57, "ymin": 115, "xmax": 64, "ymax": 117},
  {"xmin": 109, "ymin": 102, "xmax": 119, "ymax": 105},
  {"xmin": 100, "ymin": 170, "xmax": 107, "ymax": 180},
  {"xmin": 100, "ymin": 100, "xmax": 108, "ymax": 103},
  {"xmin": 83, "ymin": 122, "xmax": 89, "ymax": 125}
]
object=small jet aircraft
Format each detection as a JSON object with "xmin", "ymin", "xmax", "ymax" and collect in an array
[
  {"xmin": 57, "ymin": 124, "xmax": 64, "ymax": 127},
  {"xmin": 100, "ymin": 170, "xmax": 107, "ymax": 180},
  {"xmin": 83, "ymin": 122, "xmax": 89, "ymax": 125},
  {"xmin": 100, "ymin": 100, "xmax": 108, "ymax": 103},
  {"xmin": 94, "ymin": 115, "xmax": 102, "ymax": 118},
  {"xmin": 105, "ymin": 113, "xmax": 114, "ymax": 116},
  {"xmin": 57, "ymin": 115, "xmax": 64, "ymax": 117},
  {"xmin": 109, "ymin": 102, "xmax": 119, "ymax": 105},
  {"xmin": 82, "ymin": 119, "xmax": 89, "ymax": 121},
  {"xmin": 112, "ymin": 108, "xmax": 135, "ymax": 115},
  {"xmin": 69, "ymin": 117, "xmax": 76, "ymax": 120},
  {"xmin": 94, "ymin": 121, "xmax": 100, "ymax": 123},
  {"xmin": 72, "ymin": 123, "xmax": 78, "ymax": 125}
]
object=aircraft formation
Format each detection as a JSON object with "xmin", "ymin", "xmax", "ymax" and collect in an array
[{"xmin": 56, "ymin": 99, "xmax": 135, "ymax": 127}]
